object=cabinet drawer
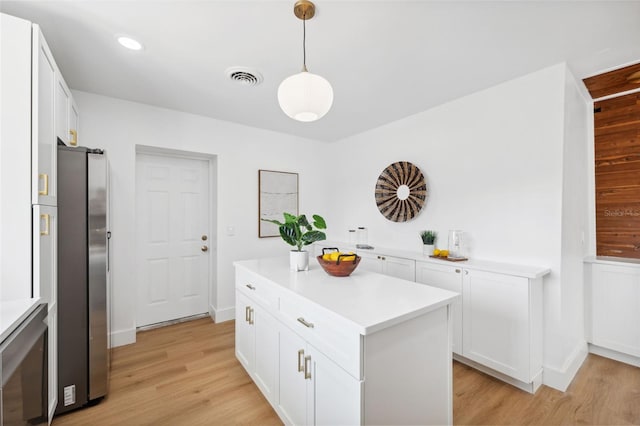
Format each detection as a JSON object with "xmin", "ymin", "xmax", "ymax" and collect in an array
[
  {"xmin": 236, "ymin": 268, "xmax": 278, "ymax": 311},
  {"xmin": 279, "ymin": 294, "xmax": 362, "ymax": 379}
]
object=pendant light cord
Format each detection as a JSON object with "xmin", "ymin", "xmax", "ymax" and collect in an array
[{"xmin": 302, "ymin": 13, "xmax": 307, "ymax": 72}]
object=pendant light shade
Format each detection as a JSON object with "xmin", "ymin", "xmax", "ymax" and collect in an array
[
  {"xmin": 278, "ymin": 0, "xmax": 333, "ymax": 122},
  {"xmin": 278, "ymin": 71, "xmax": 333, "ymax": 122}
]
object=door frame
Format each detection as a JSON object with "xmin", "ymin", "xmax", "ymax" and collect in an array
[{"xmin": 134, "ymin": 145, "xmax": 218, "ymax": 329}]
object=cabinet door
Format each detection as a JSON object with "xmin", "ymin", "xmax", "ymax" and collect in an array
[
  {"xmin": 416, "ymin": 262, "xmax": 463, "ymax": 354},
  {"xmin": 591, "ymin": 264, "xmax": 640, "ymax": 357},
  {"xmin": 32, "ymin": 25, "xmax": 57, "ymax": 206},
  {"xmin": 356, "ymin": 251, "xmax": 384, "ymax": 274},
  {"xmin": 383, "ymin": 255, "xmax": 416, "ymax": 281},
  {"xmin": 253, "ymin": 304, "xmax": 278, "ymax": 404},
  {"xmin": 69, "ymin": 98, "xmax": 79, "ymax": 147},
  {"xmin": 33, "ymin": 205, "xmax": 57, "ymax": 305},
  {"xmin": 55, "ymin": 74, "xmax": 70, "ymax": 145},
  {"xmin": 462, "ymin": 270, "xmax": 530, "ymax": 382},
  {"xmin": 311, "ymin": 345, "xmax": 362, "ymax": 426},
  {"xmin": 235, "ymin": 290, "xmax": 254, "ymax": 372},
  {"xmin": 277, "ymin": 325, "xmax": 308, "ymax": 426}
]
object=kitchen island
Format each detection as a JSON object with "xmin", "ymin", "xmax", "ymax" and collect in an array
[{"xmin": 234, "ymin": 257, "xmax": 459, "ymax": 425}]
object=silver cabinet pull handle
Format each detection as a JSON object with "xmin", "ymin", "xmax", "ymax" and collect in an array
[
  {"xmin": 455, "ymin": 269, "xmax": 461, "ymax": 273},
  {"xmin": 304, "ymin": 355, "xmax": 312, "ymax": 379},
  {"xmin": 297, "ymin": 349, "xmax": 305, "ymax": 372},
  {"xmin": 246, "ymin": 284, "xmax": 256, "ymax": 290},
  {"xmin": 297, "ymin": 317, "xmax": 314, "ymax": 328},
  {"xmin": 245, "ymin": 306, "xmax": 250, "ymax": 323},
  {"xmin": 249, "ymin": 308, "xmax": 254, "ymax": 325}
]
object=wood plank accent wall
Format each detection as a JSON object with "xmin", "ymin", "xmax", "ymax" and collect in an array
[
  {"xmin": 584, "ymin": 62, "xmax": 640, "ymax": 99},
  {"xmin": 594, "ymin": 92, "xmax": 640, "ymax": 258}
]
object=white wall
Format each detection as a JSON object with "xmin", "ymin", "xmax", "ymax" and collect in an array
[
  {"xmin": 326, "ymin": 63, "xmax": 589, "ymax": 390},
  {"xmin": 543, "ymin": 67, "xmax": 591, "ymax": 389},
  {"xmin": 73, "ymin": 90, "xmax": 329, "ymax": 345}
]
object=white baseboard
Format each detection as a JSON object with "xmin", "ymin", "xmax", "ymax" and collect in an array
[
  {"xmin": 110, "ymin": 327, "xmax": 136, "ymax": 348},
  {"xmin": 542, "ymin": 342, "xmax": 588, "ymax": 391},
  {"xmin": 589, "ymin": 343, "xmax": 640, "ymax": 368},
  {"xmin": 453, "ymin": 354, "xmax": 541, "ymax": 394},
  {"xmin": 211, "ymin": 304, "xmax": 234, "ymax": 322}
]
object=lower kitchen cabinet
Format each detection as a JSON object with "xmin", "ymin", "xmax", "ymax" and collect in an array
[
  {"xmin": 415, "ymin": 262, "xmax": 463, "ymax": 354},
  {"xmin": 235, "ymin": 290, "xmax": 277, "ymax": 404},
  {"xmin": 357, "ymin": 251, "xmax": 415, "ymax": 281},
  {"xmin": 462, "ymin": 269, "xmax": 542, "ymax": 386},
  {"xmin": 587, "ymin": 261, "xmax": 640, "ymax": 358},
  {"xmin": 277, "ymin": 321, "xmax": 361, "ymax": 426},
  {"xmin": 416, "ymin": 260, "xmax": 544, "ymax": 392}
]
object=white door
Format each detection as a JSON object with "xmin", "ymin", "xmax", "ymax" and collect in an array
[{"xmin": 136, "ymin": 153, "xmax": 210, "ymax": 327}]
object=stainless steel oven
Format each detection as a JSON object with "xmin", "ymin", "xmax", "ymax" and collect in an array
[{"xmin": 0, "ymin": 304, "xmax": 48, "ymax": 426}]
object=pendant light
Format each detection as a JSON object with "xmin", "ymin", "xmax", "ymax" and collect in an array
[{"xmin": 278, "ymin": 0, "xmax": 333, "ymax": 122}]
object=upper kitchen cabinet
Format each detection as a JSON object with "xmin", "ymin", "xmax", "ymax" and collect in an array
[
  {"xmin": 55, "ymin": 74, "xmax": 79, "ymax": 147},
  {"xmin": 32, "ymin": 24, "xmax": 57, "ymax": 206}
]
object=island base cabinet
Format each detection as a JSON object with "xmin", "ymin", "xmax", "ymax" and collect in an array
[
  {"xmin": 363, "ymin": 307, "xmax": 451, "ymax": 425},
  {"xmin": 277, "ymin": 322, "xmax": 362, "ymax": 426},
  {"xmin": 234, "ymin": 290, "xmax": 277, "ymax": 405}
]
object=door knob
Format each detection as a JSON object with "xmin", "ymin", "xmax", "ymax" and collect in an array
[
  {"xmin": 201, "ymin": 245, "xmax": 208, "ymax": 252},
  {"xmin": 202, "ymin": 235, "xmax": 208, "ymax": 241}
]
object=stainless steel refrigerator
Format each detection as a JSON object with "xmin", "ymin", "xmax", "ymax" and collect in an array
[{"xmin": 56, "ymin": 146, "xmax": 109, "ymax": 414}]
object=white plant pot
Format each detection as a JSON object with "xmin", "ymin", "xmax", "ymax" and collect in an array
[
  {"xmin": 423, "ymin": 244, "xmax": 435, "ymax": 256},
  {"xmin": 290, "ymin": 250, "xmax": 309, "ymax": 272}
]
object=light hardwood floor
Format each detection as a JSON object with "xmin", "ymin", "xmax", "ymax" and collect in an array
[{"xmin": 53, "ymin": 317, "xmax": 640, "ymax": 426}]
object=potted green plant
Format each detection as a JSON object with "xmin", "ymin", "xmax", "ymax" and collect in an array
[
  {"xmin": 262, "ymin": 212, "xmax": 327, "ymax": 271},
  {"xmin": 420, "ymin": 230, "xmax": 437, "ymax": 256}
]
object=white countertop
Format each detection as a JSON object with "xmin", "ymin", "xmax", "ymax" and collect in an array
[
  {"xmin": 0, "ymin": 298, "xmax": 42, "ymax": 343},
  {"xmin": 584, "ymin": 255, "xmax": 640, "ymax": 266},
  {"xmin": 319, "ymin": 240, "xmax": 551, "ymax": 279},
  {"xmin": 234, "ymin": 257, "xmax": 460, "ymax": 335}
]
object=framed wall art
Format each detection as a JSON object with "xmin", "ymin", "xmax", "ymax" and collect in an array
[{"xmin": 258, "ymin": 169, "xmax": 299, "ymax": 237}]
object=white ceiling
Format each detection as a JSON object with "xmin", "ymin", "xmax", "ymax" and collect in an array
[{"xmin": 2, "ymin": 1, "xmax": 640, "ymax": 142}]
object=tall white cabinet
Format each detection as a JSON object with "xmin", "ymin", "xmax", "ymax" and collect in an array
[{"xmin": 1, "ymin": 12, "xmax": 80, "ymax": 424}]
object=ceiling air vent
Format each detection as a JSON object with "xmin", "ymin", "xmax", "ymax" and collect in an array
[{"xmin": 226, "ymin": 67, "xmax": 263, "ymax": 87}]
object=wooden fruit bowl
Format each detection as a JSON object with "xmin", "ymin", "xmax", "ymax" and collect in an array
[{"xmin": 316, "ymin": 255, "xmax": 361, "ymax": 277}]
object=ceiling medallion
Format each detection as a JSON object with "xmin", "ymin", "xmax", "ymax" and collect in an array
[{"xmin": 375, "ymin": 161, "xmax": 427, "ymax": 222}]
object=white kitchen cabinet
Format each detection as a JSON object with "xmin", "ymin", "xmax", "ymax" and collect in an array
[
  {"xmin": 588, "ymin": 262, "xmax": 640, "ymax": 358},
  {"xmin": 33, "ymin": 204, "xmax": 58, "ymax": 422},
  {"xmin": 32, "ymin": 24, "xmax": 57, "ymax": 206},
  {"xmin": 55, "ymin": 74, "xmax": 71, "ymax": 145},
  {"xmin": 234, "ymin": 289, "xmax": 278, "ymax": 405},
  {"xmin": 277, "ymin": 323, "xmax": 361, "ymax": 426},
  {"xmin": 462, "ymin": 269, "xmax": 543, "ymax": 388},
  {"xmin": 33, "ymin": 205, "xmax": 57, "ymax": 305},
  {"xmin": 357, "ymin": 250, "xmax": 416, "ymax": 281},
  {"xmin": 415, "ymin": 261, "xmax": 463, "ymax": 354},
  {"xmin": 0, "ymin": 13, "xmax": 33, "ymax": 300},
  {"xmin": 69, "ymin": 98, "xmax": 80, "ymax": 146}
]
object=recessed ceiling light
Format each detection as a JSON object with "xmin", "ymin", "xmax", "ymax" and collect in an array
[{"xmin": 117, "ymin": 36, "xmax": 143, "ymax": 51}]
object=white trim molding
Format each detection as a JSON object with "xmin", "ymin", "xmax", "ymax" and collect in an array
[
  {"xmin": 110, "ymin": 327, "xmax": 136, "ymax": 348},
  {"xmin": 211, "ymin": 304, "xmax": 234, "ymax": 323},
  {"xmin": 589, "ymin": 343, "xmax": 640, "ymax": 368},
  {"xmin": 542, "ymin": 342, "xmax": 588, "ymax": 391}
]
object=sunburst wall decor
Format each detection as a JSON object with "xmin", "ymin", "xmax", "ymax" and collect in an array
[{"xmin": 375, "ymin": 161, "xmax": 427, "ymax": 222}]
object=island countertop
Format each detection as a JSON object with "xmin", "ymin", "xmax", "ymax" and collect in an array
[{"xmin": 234, "ymin": 257, "xmax": 460, "ymax": 335}]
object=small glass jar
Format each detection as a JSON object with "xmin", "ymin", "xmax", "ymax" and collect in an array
[
  {"xmin": 356, "ymin": 227, "xmax": 368, "ymax": 245},
  {"xmin": 348, "ymin": 229, "xmax": 356, "ymax": 244}
]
